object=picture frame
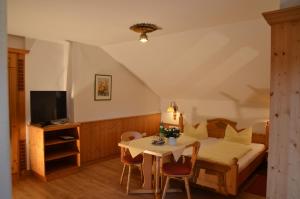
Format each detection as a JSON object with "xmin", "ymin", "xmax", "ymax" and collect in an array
[{"xmin": 94, "ymin": 74, "xmax": 112, "ymax": 101}]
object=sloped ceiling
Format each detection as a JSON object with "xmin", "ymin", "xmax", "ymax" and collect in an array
[
  {"xmin": 8, "ymin": 0, "xmax": 279, "ymax": 104},
  {"xmin": 103, "ymin": 19, "xmax": 271, "ymax": 102}
]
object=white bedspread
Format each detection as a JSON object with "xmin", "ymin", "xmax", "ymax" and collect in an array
[{"xmin": 183, "ymin": 137, "xmax": 265, "ymax": 173}]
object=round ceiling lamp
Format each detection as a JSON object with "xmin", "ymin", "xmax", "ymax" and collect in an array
[{"xmin": 130, "ymin": 23, "xmax": 162, "ymax": 43}]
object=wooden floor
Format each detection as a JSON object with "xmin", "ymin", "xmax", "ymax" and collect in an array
[{"xmin": 13, "ymin": 158, "xmax": 265, "ymax": 199}]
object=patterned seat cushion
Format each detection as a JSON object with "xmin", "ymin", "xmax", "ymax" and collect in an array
[{"xmin": 162, "ymin": 162, "xmax": 192, "ymax": 175}]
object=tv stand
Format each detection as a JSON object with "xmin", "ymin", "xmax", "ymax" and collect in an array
[
  {"xmin": 29, "ymin": 122, "xmax": 80, "ymax": 181},
  {"xmin": 39, "ymin": 121, "xmax": 52, "ymax": 127},
  {"xmin": 35, "ymin": 119, "xmax": 69, "ymax": 127},
  {"xmin": 51, "ymin": 119, "xmax": 69, "ymax": 125}
]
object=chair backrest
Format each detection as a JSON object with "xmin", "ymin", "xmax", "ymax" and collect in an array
[
  {"xmin": 120, "ymin": 131, "xmax": 142, "ymax": 162},
  {"xmin": 121, "ymin": 131, "xmax": 142, "ymax": 141},
  {"xmin": 170, "ymin": 141, "xmax": 200, "ymax": 176},
  {"xmin": 190, "ymin": 141, "xmax": 200, "ymax": 172}
]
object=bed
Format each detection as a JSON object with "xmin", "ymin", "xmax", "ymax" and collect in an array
[{"xmin": 166, "ymin": 114, "xmax": 269, "ymax": 195}]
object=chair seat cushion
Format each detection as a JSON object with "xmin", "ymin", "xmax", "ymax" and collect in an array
[
  {"xmin": 123, "ymin": 154, "xmax": 143, "ymax": 164},
  {"xmin": 162, "ymin": 162, "xmax": 192, "ymax": 175}
]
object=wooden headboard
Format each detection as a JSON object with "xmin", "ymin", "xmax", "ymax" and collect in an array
[
  {"xmin": 206, "ymin": 118, "xmax": 237, "ymax": 138},
  {"xmin": 177, "ymin": 114, "xmax": 237, "ymax": 138},
  {"xmin": 178, "ymin": 114, "xmax": 269, "ymax": 146}
]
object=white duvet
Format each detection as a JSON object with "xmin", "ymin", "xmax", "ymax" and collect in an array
[{"xmin": 183, "ymin": 137, "xmax": 265, "ymax": 173}]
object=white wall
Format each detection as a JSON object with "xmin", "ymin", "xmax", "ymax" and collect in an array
[
  {"xmin": 25, "ymin": 39, "xmax": 68, "ymax": 122},
  {"xmin": 69, "ymin": 42, "xmax": 161, "ymax": 122},
  {"xmin": 0, "ymin": 0, "xmax": 12, "ymax": 198}
]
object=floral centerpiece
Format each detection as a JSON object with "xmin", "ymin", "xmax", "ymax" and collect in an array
[{"xmin": 162, "ymin": 127, "xmax": 180, "ymax": 138}]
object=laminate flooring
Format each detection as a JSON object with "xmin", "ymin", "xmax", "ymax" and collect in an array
[{"xmin": 13, "ymin": 158, "xmax": 265, "ymax": 199}]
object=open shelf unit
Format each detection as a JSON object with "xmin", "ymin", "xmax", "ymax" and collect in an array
[
  {"xmin": 45, "ymin": 138, "xmax": 76, "ymax": 146},
  {"xmin": 45, "ymin": 149, "xmax": 79, "ymax": 161},
  {"xmin": 29, "ymin": 123, "xmax": 80, "ymax": 181}
]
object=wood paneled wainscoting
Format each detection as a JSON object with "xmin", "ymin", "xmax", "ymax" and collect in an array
[{"xmin": 80, "ymin": 113, "xmax": 161, "ymax": 164}]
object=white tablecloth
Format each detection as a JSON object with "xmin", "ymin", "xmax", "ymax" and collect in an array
[{"xmin": 126, "ymin": 135, "xmax": 197, "ymax": 161}]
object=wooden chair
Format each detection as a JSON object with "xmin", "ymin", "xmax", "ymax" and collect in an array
[
  {"xmin": 161, "ymin": 141, "xmax": 200, "ymax": 199},
  {"xmin": 120, "ymin": 131, "xmax": 144, "ymax": 194}
]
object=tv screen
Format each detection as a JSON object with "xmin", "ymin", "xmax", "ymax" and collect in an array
[{"xmin": 30, "ymin": 91, "xmax": 67, "ymax": 125}]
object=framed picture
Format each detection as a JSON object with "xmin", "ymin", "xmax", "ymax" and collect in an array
[{"xmin": 94, "ymin": 74, "xmax": 112, "ymax": 101}]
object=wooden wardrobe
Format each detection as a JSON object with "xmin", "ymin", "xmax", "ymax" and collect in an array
[
  {"xmin": 8, "ymin": 48, "xmax": 29, "ymax": 180},
  {"xmin": 263, "ymin": 5, "xmax": 300, "ymax": 199}
]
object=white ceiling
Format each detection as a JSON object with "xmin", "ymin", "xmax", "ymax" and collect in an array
[
  {"xmin": 8, "ymin": 0, "xmax": 279, "ymax": 104},
  {"xmin": 103, "ymin": 19, "xmax": 271, "ymax": 100},
  {"xmin": 8, "ymin": 0, "xmax": 278, "ymax": 45}
]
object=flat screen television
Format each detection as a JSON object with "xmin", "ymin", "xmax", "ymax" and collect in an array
[{"xmin": 30, "ymin": 91, "xmax": 67, "ymax": 125}]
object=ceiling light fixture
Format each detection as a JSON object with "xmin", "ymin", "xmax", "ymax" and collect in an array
[
  {"xmin": 139, "ymin": 33, "xmax": 148, "ymax": 43},
  {"xmin": 130, "ymin": 23, "xmax": 161, "ymax": 43}
]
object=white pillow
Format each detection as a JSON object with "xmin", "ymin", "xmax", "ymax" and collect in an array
[
  {"xmin": 184, "ymin": 121, "xmax": 208, "ymax": 140},
  {"xmin": 224, "ymin": 125, "xmax": 252, "ymax": 145}
]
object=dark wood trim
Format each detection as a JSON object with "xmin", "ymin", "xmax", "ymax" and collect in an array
[{"xmin": 8, "ymin": 48, "xmax": 30, "ymax": 54}]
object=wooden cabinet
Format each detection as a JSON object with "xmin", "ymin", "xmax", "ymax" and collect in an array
[
  {"xmin": 263, "ymin": 5, "xmax": 300, "ymax": 199},
  {"xmin": 29, "ymin": 123, "xmax": 81, "ymax": 181},
  {"xmin": 8, "ymin": 48, "xmax": 29, "ymax": 180}
]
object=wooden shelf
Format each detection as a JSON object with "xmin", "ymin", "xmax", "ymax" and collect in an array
[
  {"xmin": 29, "ymin": 122, "xmax": 80, "ymax": 181},
  {"xmin": 46, "ymin": 156, "xmax": 77, "ymax": 175},
  {"xmin": 45, "ymin": 150, "xmax": 79, "ymax": 162},
  {"xmin": 45, "ymin": 138, "xmax": 77, "ymax": 146},
  {"xmin": 45, "ymin": 155, "xmax": 79, "ymax": 180},
  {"xmin": 43, "ymin": 123, "xmax": 80, "ymax": 132}
]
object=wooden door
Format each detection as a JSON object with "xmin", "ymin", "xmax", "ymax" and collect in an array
[
  {"xmin": 16, "ymin": 53, "xmax": 26, "ymax": 173},
  {"xmin": 8, "ymin": 48, "xmax": 28, "ymax": 180},
  {"xmin": 8, "ymin": 52, "xmax": 19, "ymax": 177}
]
